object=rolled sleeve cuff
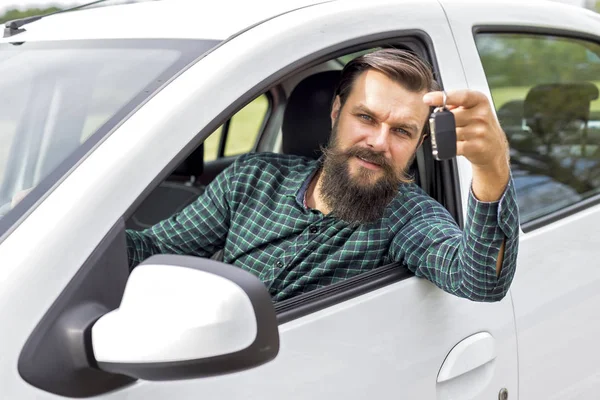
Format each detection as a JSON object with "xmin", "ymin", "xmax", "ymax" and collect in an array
[
  {"xmin": 466, "ymin": 174, "xmax": 520, "ymax": 241},
  {"xmin": 464, "ymin": 174, "xmax": 520, "ymax": 300}
]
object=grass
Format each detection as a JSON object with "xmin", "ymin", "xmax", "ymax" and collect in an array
[{"xmin": 203, "ymin": 95, "xmax": 269, "ymax": 161}]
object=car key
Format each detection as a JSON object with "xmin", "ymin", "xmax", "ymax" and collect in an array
[{"xmin": 429, "ymin": 92, "xmax": 457, "ymax": 161}]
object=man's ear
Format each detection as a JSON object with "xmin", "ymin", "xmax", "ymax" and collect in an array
[
  {"xmin": 330, "ymin": 96, "xmax": 341, "ymax": 128},
  {"xmin": 417, "ymin": 132, "xmax": 428, "ymax": 148},
  {"xmin": 417, "ymin": 110, "xmax": 432, "ymax": 148}
]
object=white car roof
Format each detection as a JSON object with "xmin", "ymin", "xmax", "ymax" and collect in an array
[
  {"xmin": 0, "ymin": 0, "xmax": 591, "ymax": 44},
  {"xmin": 0, "ymin": 0, "xmax": 329, "ymax": 43}
]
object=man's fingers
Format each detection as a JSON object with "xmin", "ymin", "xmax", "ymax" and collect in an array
[
  {"xmin": 423, "ymin": 89, "xmax": 488, "ymax": 109},
  {"xmin": 456, "ymin": 140, "xmax": 468, "ymax": 157},
  {"xmin": 455, "ymin": 126, "xmax": 473, "ymax": 142},
  {"xmin": 451, "ymin": 107, "xmax": 473, "ymax": 128}
]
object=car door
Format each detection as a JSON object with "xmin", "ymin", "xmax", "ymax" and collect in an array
[
  {"xmin": 0, "ymin": 1, "xmax": 517, "ymax": 399},
  {"xmin": 441, "ymin": 0, "xmax": 600, "ymax": 398}
]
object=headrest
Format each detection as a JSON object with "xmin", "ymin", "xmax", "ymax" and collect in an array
[
  {"xmin": 173, "ymin": 142, "xmax": 204, "ymax": 177},
  {"xmin": 524, "ymin": 82, "xmax": 599, "ymax": 133},
  {"xmin": 282, "ymin": 70, "xmax": 341, "ymax": 158}
]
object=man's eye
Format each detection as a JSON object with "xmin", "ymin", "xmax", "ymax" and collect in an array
[
  {"xmin": 392, "ymin": 128, "xmax": 411, "ymax": 137},
  {"xmin": 359, "ymin": 114, "xmax": 373, "ymax": 122}
]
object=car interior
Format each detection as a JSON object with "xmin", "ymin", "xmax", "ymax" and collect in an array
[
  {"xmin": 498, "ymin": 82, "xmax": 600, "ymax": 202},
  {"xmin": 124, "ymin": 42, "xmax": 457, "ymax": 238}
]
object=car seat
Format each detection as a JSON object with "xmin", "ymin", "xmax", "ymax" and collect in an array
[{"xmin": 521, "ymin": 82, "xmax": 599, "ymax": 193}]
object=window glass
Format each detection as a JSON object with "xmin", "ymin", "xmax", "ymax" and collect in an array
[
  {"xmin": 475, "ymin": 34, "xmax": 600, "ymax": 224},
  {"xmin": 0, "ymin": 46, "xmax": 181, "ymax": 211},
  {"xmin": 201, "ymin": 94, "xmax": 269, "ymax": 161},
  {"xmin": 203, "ymin": 127, "xmax": 223, "ymax": 162},
  {"xmin": 225, "ymin": 94, "xmax": 269, "ymax": 156},
  {"xmin": 336, "ymin": 47, "xmax": 382, "ymax": 65},
  {"xmin": 0, "ymin": 39, "xmax": 216, "ymax": 223}
]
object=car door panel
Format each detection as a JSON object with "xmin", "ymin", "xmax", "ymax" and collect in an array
[
  {"xmin": 441, "ymin": 1, "xmax": 600, "ymax": 398},
  {"xmin": 91, "ymin": 279, "xmax": 516, "ymax": 400},
  {"xmin": 0, "ymin": 1, "xmax": 517, "ymax": 398}
]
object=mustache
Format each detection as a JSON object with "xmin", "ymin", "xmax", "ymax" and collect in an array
[{"xmin": 323, "ymin": 145, "xmax": 395, "ymax": 176}]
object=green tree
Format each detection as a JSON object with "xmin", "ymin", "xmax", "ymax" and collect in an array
[{"xmin": 0, "ymin": 7, "xmax": 63, "ymax": 24}]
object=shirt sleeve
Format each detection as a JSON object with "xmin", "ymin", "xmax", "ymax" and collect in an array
[
  {"xmin": 389, "ymin": 176, "xmax": 520, "ymax": 302},
  {"xmin": 126, "ymin": 160, "xmax": 236, "ymax": 269}
]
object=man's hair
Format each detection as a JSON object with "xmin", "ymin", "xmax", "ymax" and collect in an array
[{"xmin": 334, "ymin": 49, "xmax": 441, "ymax": 137}]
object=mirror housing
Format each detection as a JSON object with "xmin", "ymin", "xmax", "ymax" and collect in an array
[{"xmin": 91, "ymin": 255, "xmax": 279, "ymax": 380}]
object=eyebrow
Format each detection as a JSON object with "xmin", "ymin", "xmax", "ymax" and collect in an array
[{"xmin": 351, "ymin": 104, "xmax": 420, "ymax": 136}]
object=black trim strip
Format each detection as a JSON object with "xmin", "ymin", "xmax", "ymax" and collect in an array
[
  {"xmin": 18, "ymin": 218, "xmax": 134, "ymax": 397},
  {"xmin": 218, "ymin": 119, "xmax": 230, "ymax": 157},
  {"xmin": 276, "ymin": 263, "xmax": 413, "ymax": 324},
  {"xmin": 472, "ymin": 25, "xmax": 600, "ymax": 232},
  {"xmin": 473, "ymin": 25, "xmax": 600, "ymax": 42},
  {"xmin": 521, "ymin": 192, "xmax": 600, "ymax": 233}
]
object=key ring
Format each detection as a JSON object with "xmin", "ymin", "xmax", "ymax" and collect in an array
[{"xmin": 433, "ymin": 90, "xmax": 448, "ymax": 113}]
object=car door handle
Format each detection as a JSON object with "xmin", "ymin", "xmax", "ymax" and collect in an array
[{"xmin": 437, "ymin": 332, "xmax": 496, "ymax": 383}]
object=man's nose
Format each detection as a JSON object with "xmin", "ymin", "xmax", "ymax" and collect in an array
[{"xmin": 366, "ymin": 125, "xmax": 390, "ymax": 152}]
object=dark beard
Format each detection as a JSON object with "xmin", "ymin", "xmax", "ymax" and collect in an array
[{"xmin": 319, "ymin": 128, "xmax": 412, "ymax": 225}]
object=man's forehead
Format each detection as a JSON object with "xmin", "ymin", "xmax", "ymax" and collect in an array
[
  {"xmin": 347, "ymin": 70, "xmax": 430, "ymax": 123},
  {"xmin": 351, "ymin": 70, "xmax": 420, "ymax": 98}
]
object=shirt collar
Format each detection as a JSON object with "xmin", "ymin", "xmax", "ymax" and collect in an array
[{"xmin": 283, "ymin": 157, "xmax": 322, "ymax": 208}]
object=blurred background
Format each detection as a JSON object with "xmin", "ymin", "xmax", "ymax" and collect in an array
[
  {"xmin": 0, "ymin": 0, "xmax": 155, "ymax": 22},
  {"xmin": 0, "ymin": 0, "xmax": 598, "ymax": 24}
]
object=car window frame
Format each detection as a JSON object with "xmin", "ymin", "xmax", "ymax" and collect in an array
[
  {"xmin": 473, "ymin": 25, "xmax": 600, "ymax": 233},
  {"xmin": 122, "ymin": 31, "xmax": 463, "ymax": 323}
]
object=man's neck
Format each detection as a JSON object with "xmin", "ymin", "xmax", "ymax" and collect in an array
[{"xmin": 304, "ymin": 168, "xmax": 330, "ymax": 214}]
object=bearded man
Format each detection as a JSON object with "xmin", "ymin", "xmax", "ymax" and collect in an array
[{"xmin": 126, "ymin": 49, "xmax": 519, "ymax": 303}]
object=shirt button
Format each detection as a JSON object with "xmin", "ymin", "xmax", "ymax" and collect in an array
[
  {"xmin": 276, "ymin": 261, "xmax": 283, "ymax": 268},
  {"xmin": 309, "ymin": 226, "xmax": 318, "ymax": 234}
]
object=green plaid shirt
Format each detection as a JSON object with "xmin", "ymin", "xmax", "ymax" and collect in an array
[{"xmin": 127, "ymin": 153, "xmax": 519, "ymax": 303}]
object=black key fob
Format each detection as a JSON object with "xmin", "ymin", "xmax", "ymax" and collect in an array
[{"xmin": 429, "ymin": 107, "xmax": 457, "ymax": 161}]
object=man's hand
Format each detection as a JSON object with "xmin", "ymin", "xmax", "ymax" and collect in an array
[
  {"xmin": 424, "ymin": 90, "xmax": 510, "ymax": 276},
  {"xmin": 423, "ymin": 90, "xmax": 510, "ymax": 202}
]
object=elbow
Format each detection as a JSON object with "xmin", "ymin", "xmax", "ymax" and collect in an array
[
  {"xmin": 455, "ymin": 273, "xmax": 514, "ymax": 303},
  {"xmin": 462, "ymin": 257, "xmax": 517, "ymax": 303},
  {"xmin": 455, "ymin": 285, "xmax": 510, "ymax": 303},
  {"xmin": 480, "ymin": 286, "xmax": 510, "ymax": 303}
]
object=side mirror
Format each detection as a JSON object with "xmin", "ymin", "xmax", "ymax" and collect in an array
[{"xmin": 91, "ymin": 255, "xmax": 279, "ymax": 380}]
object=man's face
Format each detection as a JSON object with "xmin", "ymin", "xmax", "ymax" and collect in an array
[
  {"xmin": 318, "ymin": 69, "xmax": 430, "ymax": 224},
  {"xmin": 330, "ymin": 69, "xmax": 430, "ymax": 185}
]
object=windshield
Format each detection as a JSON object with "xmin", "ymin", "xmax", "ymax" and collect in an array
[{"xmin": 0, "ymin": 39, "xmax": 216, "ymax": 222}]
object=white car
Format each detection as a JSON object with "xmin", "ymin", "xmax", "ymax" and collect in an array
[{"xmin": 1, "ymin": 0, "xmax": 599, "ymax": 399}]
